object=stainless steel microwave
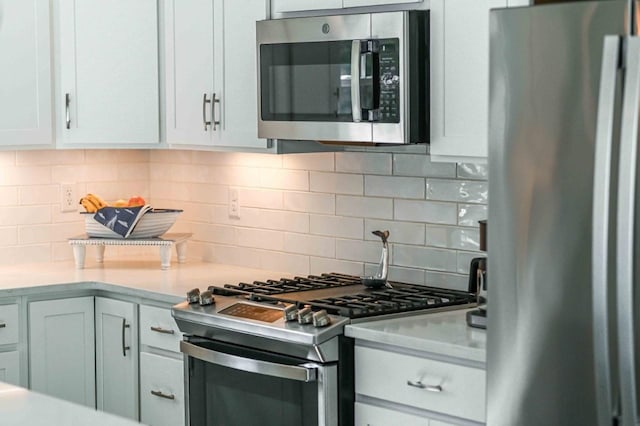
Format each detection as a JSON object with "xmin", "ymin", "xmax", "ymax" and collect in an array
[{"xmin": 256, "ymin": 11, "xmax": 429, "ymax": 145}]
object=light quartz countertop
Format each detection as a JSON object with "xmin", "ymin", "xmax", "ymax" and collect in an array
[
  {"xmin": 0, "ymin": 258, "xmax": 291, "ymax": 303},
  {"xmin": 345, "ymin": 308, "xmax": 487, "ymax": 365},
  {"xmin": 0, "ymin": 382, "xmax": 140, "ymax": 426}
]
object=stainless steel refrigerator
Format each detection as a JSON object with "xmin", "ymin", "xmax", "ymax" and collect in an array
[{"xmin": 487, "ymin": 1, "xmax": 640, "ymax": 425}]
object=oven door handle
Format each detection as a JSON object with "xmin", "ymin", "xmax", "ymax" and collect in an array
[{"xmin": 180, "ymin": 341, "xmax": 318, "ymax": 383}]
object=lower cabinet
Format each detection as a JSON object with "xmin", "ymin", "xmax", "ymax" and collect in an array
[
  {"xmin": 354, "ymin": 343, "xmax": 486, "ymax": 425},
  {"xmin": 140, "ymin": 352, "xmax": 184, "ymax": 426},
  {"xmin": 355, "ymin": 402, "xmax": 429, "ymax": 425},
  {"xmin": 27, "ymin": 296, "xmax": 184, "ymax": 424},
  {"xmin": 0, "ymin": 351, "xmax": 20, "ymax": 385},
  {"xmin": 139, "ymin": 304, "xmax": 185, "ymax": 426},
  {"xmin": 0, "ymin": 303, "xmax": 20, "ymax": 386},
  {"xmin": 95, "ymin": 297, "xmax": 138, "ymax": 420},
  {"xmin": 29, "ymin": 297, "xmax": 96, "ymax": 407}
]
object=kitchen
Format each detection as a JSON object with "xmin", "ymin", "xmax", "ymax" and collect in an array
[{"xmin": 0, "ymin": 0, "xmax": 634, "ymax": 425}]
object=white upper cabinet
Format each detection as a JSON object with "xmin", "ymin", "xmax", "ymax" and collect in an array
[
  {"xmin": 214, "ymin": 0, "xmax": 269, "ymax": 149},
  {"xmin": 273, "ymin": 0, "xmax": 342, "ymax": 13},
  {"xmin": 429, "ymin": 0, "xmax": 507, "ymax": 162},
  {"xmin": 165, "ymin": 0, "xmax": 268, "ymax": 150},
  {"xmin": 57, "ymin": 0, "xmax": 159, "ymax": 146},
  {"xmin": 164, "ymin": 0, "xmax": 215, "ymax": 146},
  {"xmin": 273, "ymin": 0, "xmax": 421, "ymax": 12},
  {"xmin": 0, "ymin": 0, "xmax": 53, "ymax": 147}
]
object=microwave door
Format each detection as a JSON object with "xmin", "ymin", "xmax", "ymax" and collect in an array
[{"xmin": 257, "ymin": 15, "xmax": 373, "ymax": 142}]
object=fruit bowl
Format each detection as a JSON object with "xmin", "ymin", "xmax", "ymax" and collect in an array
[{"xmin": 81, "ymin": 209, "xmax": 183, "ymax": 239}]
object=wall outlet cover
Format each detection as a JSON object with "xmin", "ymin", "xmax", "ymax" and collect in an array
[{"xmin": 61, "ymin": 183, "xmax": 76, "ymax": 212}]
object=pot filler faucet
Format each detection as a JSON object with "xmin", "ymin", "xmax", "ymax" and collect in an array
[{"xmin": 361, "ymin": 230, "xmax": 392, "ymax": 289}]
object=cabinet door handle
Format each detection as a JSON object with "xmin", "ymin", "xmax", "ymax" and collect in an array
[
  {"xmin": 65, "ymin": 93, "xmax": 71, "ymax": 129},
  {"xmin": 150, "ymin": 326, "xmax": 175, "ymax": 335},
  {"xmin": 0, "ymin": 322, "xmax": 5, "ymax": 329},
  {"xmin": 406, "ymin": 380, "xmax": 442, "ymax": 393},
  {"xmin": 202, "ymin": 93, "xmax": 212, "ymax": 131},
  {"xmin": 212, "ymin": 93, "xmax": 221, "ymax": 131},
  {"xmin": 122, "ymin": 318, "xmax": 130, "ymax": 357},
  {"xmin": 151, "ymin": 390, "xmax": 175, "ymax": 400}
]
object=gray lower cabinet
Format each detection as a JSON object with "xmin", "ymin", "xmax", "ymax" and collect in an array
[
  {"xmin": 0, "ymin": 303, "xmax": 20, "ymax": 386},
  {"xmin": 95, "ymin": 297, "xmax": 138, "ymax": 420},
  {"xmin": 0, "ymin": 351, "xmax": 20, "ymax": 385},
  {"xmin": 29, "ymin": 297, "xmax": 96, "ymax": 407},
  {"xmin": 139, "ymin": 304, "xmax": 185, "ymax": 426}
]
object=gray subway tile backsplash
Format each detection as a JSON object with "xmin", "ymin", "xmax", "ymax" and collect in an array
[{"xmin": 152, "ymin": 150, "xmax": 487, "ymax": 290}]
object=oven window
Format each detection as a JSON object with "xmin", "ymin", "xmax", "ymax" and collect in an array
[
  {"xmin": 260, "ymin": 41, "xmax": 354, "ymax": 122},
  {"xmin": 187, "ymin": 340, "xmax": 320, "ymax": 426}
]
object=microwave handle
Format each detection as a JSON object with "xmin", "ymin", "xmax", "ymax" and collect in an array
[
  {"xmin": 351, "ymin": 40, "xmax": 362, "ymax": 122},
  {"xmin": 360, "ymin": 40, "xmax": 380, "ymax": 117}
]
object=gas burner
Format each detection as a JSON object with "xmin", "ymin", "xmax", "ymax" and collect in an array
[{"xmin": 208, "ymin": 272, "xmax": 475, "ymax": 319}]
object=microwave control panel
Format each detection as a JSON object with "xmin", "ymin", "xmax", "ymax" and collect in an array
[{"xmin": 378, "ymin": 38, "xmax": 400, "ymax": 123}]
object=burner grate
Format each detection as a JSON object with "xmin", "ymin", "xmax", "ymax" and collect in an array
[{"xmin": 211, "ymin": 272, "xmax": 475, "ymax": 318}]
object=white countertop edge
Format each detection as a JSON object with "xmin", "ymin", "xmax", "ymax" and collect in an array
[
  {"xmin": 345, "ymin": 309, "xmax": 486, "ymax": 364},
  {"xmin": 0, "ymin": 382, "xmax": 139, "ymax": 426}
]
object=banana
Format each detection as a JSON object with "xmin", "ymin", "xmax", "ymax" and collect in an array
[{"xmin": 79, "ymin": 193, "xmax": 108, "ymax": 213}]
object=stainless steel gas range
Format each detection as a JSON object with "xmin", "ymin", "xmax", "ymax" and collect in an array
[{"xmin": 172, "ymin": 272, "xmax": 476, "ymax": 426}]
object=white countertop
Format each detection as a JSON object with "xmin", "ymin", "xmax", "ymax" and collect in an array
[
  {"xmin": 0, "ymin": 382, "xmax": 140, "ymax": 426},
  {"xmin": 345, "ymin": 309, "xmax": 487, "ymax": 365},
  {"xmin": 0, "ymin": 258, "xmax": 291, "ymax": 303}
]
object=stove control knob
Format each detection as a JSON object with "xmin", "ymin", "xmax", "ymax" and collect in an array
[
  {"xmin": 283, "ymin": 305, "xmax": 298, "ymax": 322},
  {"xmin": 199, "ymin": 290, "xmax": 215, "ymax": 306},
  {"xmin": 187, "ymin": 288, "xmax": 200, "ymax": 304},
  {"xmin": 297, "ymin": 307, "xmax": 313, "ymax": 325},
  {"xmin": 312, "ymin": 310, "xmax": 331, "ymax": 328}
]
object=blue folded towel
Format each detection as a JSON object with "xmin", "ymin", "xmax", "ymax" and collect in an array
[{"xmin": 93, "ymin": 205, "xmax": 151, "ymax": 238}]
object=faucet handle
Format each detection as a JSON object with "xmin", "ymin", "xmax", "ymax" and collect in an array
[{"xmin": 372, "ymin": 230, "xmax": 389, "ymax": 244}]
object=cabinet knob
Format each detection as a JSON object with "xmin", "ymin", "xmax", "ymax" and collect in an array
[{"xmin": 0, "ymin": 322, "xmax": 5, "ymax": 329}]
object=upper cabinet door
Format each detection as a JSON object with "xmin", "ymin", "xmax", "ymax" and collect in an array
[
  {"xmin": 164, "ymin": 0, "xmax": 215, "ymax": 146},
  {"xmin": 273, "ymin": 0, "xmax": 342, "ymax": 13},
  {"xmin": 0, "ymin": 0, "xmax": 52, "ymax": 147},
  {"xmin": 213, "ymin": 0, "xmax": 269, "ymax": 149},
  {"xmin": 429, "ymin": 0, "xmax": 506, "ymax": 162},
  {"xmin": 58, "ymin": 0, "xmax": 159, "ymax": 146},
  {"xmin": 343, "ymin": 0, "xmax": 422, "ymax": 7}
]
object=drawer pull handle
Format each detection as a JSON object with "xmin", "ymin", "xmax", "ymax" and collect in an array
[
  {"xmin": 0, "ymin": 322, "xmax": 5, "ymax": 328},
  {"xmin": 151, "ymin": 390, "xmax": 175, "ymax": 400},
  {"xmin": 150, "ymin": 326, "xmax": 175, "ymax": 335},
  {"xmin": 406, "ymin": 380, "xmax": 443, "ymax": 393}
]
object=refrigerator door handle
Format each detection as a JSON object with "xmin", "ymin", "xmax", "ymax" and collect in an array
[
  {"xmin": 593, "ymin": 35, "xmax": 622, "ymax": 426},
  {"xmin": 617, "ymin": 35, "xmax": 640, "ymax": 426}
]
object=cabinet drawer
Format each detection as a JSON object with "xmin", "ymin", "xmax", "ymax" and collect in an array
[
  {"xmin": 0, "ymin": 351, "xmax": 20, "ymax": 386},
  {"xmin": 0, "ymin": 304, "xmax": 19, "ymax": 345},
  {"xmin": 140, "ymin": 352, "xmax": 184, "ymax": 426},
  {"xmin": 140, "ymin": 305, "xmax": 182, "ymax": 353},
  {"xmin": 355, "ymin": 346, "xmax": 486, "ymax": 422},
  {"xmin": 355, "ymin": 402, "xmax": 428, "ymax": 426}
]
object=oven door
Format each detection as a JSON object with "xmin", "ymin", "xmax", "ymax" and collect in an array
[
  {"xmin": 256, "ymin": 13, "xmax": 405, "ymax": 144},
  {"xmin": 181, "ymin": 337, "xmax": 337, "ymax": 426}
]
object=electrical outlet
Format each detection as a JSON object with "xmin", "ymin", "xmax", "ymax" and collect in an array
[
  {"xmin": 228, "ymin": 187, "xmax": 240, "ymax": 219},
  {"xmin": 61, "ymin": 183, "xmax": 76, "ymax": 212}
]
